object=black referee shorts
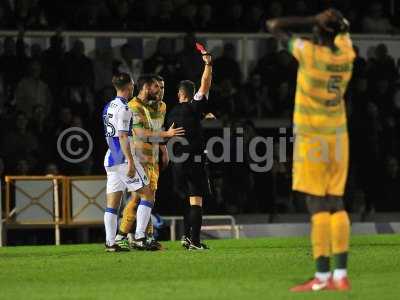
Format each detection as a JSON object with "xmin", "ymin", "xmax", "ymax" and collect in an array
[{"xmin": 171, "ymin": 157, "xmax": 208, "ymax": 199}]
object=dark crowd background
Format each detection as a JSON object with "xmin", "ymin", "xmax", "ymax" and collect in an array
[
  {"xmin": 1, "ymin": 0, "xmax": 400, "ymax": 218},
  {"xmin": 0, "ymin": 0, "xmax": 400, "ymax": 33}
]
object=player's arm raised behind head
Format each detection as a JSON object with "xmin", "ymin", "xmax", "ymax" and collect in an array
[
  {"xmin": 266, "ymin": 9, "xmax": 343, "ymax": 48},
  {"xmin": 266, "ymin": 16, "xmax": 315, "ymax": 48}
]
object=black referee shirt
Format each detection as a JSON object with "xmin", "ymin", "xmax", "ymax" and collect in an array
[{"xmin": 166, "ymin": 92, "xmax": 208, "ymax": 157}]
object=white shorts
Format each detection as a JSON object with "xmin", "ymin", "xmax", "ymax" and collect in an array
[{"xmin": 105, "ymin": 160, "xmax": 149, "ymax": 194}]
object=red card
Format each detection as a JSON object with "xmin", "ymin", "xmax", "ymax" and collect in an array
[{"xmin": 195, "ymin": 42, "xmax": 207, "ymax": 53}]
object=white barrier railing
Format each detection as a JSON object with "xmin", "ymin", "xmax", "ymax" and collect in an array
[{"xmin": 1, "ymin": 176, "xmax": 239, "ymax": 246}]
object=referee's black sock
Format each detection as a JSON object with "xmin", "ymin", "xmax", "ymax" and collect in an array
[
  {"xmin": 190, "ymin": 205, "xmax": 203, "ymax": 246},
  {"xmin": 183, "ymin": 210, "xmax": 191, "ymax": 238}
]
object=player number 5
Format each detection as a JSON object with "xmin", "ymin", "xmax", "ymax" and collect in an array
[{"xmin": 326, "ymin": 75, "xmax": 342, "ymax": 107}]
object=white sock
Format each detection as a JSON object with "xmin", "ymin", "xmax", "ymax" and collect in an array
[
  {"xmin": 333, "ymin": 269, "xmax": 347, "ymax": 281},
  {"xmin": 115, "ymin": 234, "xmax": 125, "ymax": 241},
  {"xmin": 104, "ymin": 207, "xmax": 118, "ymax": 246},
  {"xmin": 135, "ymin": 200, "xmax": 153, "ymax": 239},
  {"xmin": 315, "ymin": 272, "xmax": 331, "ymax": 282}
]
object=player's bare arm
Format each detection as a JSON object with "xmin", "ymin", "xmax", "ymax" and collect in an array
[
  {"xmin": 118, "ymin": 131, "xmax": 135, "ymax": 177},
  {"xmin": 133, "ymin": 123, "xmax": 185, "ymax": 140},
  {"xmin": 159, "ymin": 144, "xmax": 169, "ymax": 170}
]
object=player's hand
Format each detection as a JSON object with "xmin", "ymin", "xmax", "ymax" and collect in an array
[
  {"xmin": 127, "ymin": 159, "xmax": 136, "ymax": 178},
  {"xmin": 166, "ymin": 123, "xmax": 185, "ymax": 137},
  {"xmin": 315, "ymin": 9, "xmax": 338, "ymax": 32}
]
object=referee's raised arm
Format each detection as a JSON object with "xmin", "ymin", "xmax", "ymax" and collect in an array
[{"xmin": 198, "ymin": 52, "xmax": 212, "ymax": 96}]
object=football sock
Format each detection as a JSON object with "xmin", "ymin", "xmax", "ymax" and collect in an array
[
  {"xmin": 316, "ymin": 256, "xmax": 330, "ymax": 274},
  {"xmin": 146, "ymin": 217, "xmax": 154, "ymax": 237},
  {"xmin": 135, "ymin": 200, "xmax": 153, "ymax": 240},
  {"xmin": 183, "ymin": 209, "xmax": 191, "ymax": 237},
  {"xmin": 331, "ymin": 210, "xmax": 350, "ymax": 271},
  {"xmin": 119, "ymin": 195, "xmax": 140, "ymax": 234},
  {"xmin": 190, "ymin": 205, "xmax": 202, "ymax": 245},
  {"xmin": 104, "ymin": 207, "xmax": 118, "ymax": 246},
  {"xmin": 333, "ymin": 269, "xmax": 348, "ymax": 281},
  {"xmin": 315, "ymin": 271, "xmax": 331, "ymax": 282},
  {"xmin": 311, "ymin": 212, "xmax": 331, "ymax": 272}
]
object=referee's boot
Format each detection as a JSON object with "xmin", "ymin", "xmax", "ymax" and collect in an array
[{"xmin": 188, "ymin": 240, "xmax": 210, "ymax": 251}]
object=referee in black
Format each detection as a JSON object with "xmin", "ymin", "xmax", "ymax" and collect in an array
[{"xmin": 166, "ymin": 49, "xmax": 212, "ymax": 250}]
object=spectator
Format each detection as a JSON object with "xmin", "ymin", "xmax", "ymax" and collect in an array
[
  {"xmin": 0, "ymin": 156, "xmax": 4, "ymax": 179},
  {"xmin": 240, "ymin": 73, "xmax": 271, "ymax": 117},
  {"xmin": 14, "ymin": 158, "xmax": 32, "ymax": 175},
  {"xmin": 143, "ymin": 0, "xmax": 160, "ymax": 29},
  {"xmin": 253, "ymin": 37, "xmax": 279, "ymax": 85},
  {"xmin": 41, "ymin": 34, "xmax": 65, "ymax": 98},
  {"xmin": 106, "ymin": 0, "xmax": 131, "ymax": 30},
  {"xmin": 381, "ymin": 156, "xmax": 400, "ymax": 211},
  {"xmin": 352, "ymin": 46, "xmax": 367, "ymax": 79},
  {"xmin": 243, "ymin": 3, "xmax": 264, "ymax": 32},
  {"xmin": 362, "ymin": 2, "xmax": 395, "ymax": 34},
  {"xmin": 267, "ymin": 1, "xmax": 283, "ymax": 19},
  {"xmin": 197, "ymin": 3, "xmax": 214, "ymax": 31},
  {"xmin": 0, "ymin": 111, "xmax": 39, "ymax": 165},
  {"xmin": 381, "ymin": 115, "xmax": 399, "ymax": 158},
  {"xmin": 71, "ymin": 115, "xmax": 84, "ymax": 128},
  {"xmin": 0, "ymin": 37, "xmax": 19, "ymax": 101},
  {"xmin": 177, "ymin": 33, "xmax": 203, "ymax": 83},
  {"xmin": 115, "ymin": 43, "xmax": 142, "ymax": 83},
  {"xmin": 272, "ymin": 81, "xmax": 293, "ymax": 117},
  {"xmin": 293, "ymin": 0, "xmax": 308, "ymax": 16},
  {"xmin": 28, "ymin": 104, "xmax": 50, "ymax": 142},
  {"xmin": 213, "ymin": 79, "xmax": 238, "ymax": 119},
  {"xmin": 213, "ymin": 43, "xmax": 242, "ymax": 88},
  {"xmin": 179, "ymin": 3, "xmax": 198, "ymax": 31},
  {"xmin": 54, "ymin": 106, "xmax": 73, "ymax": 137},
  {"xmin": 15, "ymin": 60, "xmax": 52, "ymax": 118},
  {"xmin": 93, "ymin": 47, "xmax": 114, "ymax": 92},
  {"xmin": 63, "ymin": 39, "xmax": 94, "ymax": 88},
  {"xmin": 373, "ymin": 44, "xmax": 398, "ymax": 82},
  {"xmin": 60, "ymin": 85, "xmax": 93, "ymax": 118},
  {"xmin": 154, "ymin": 0, "xmax": 175, "ymax": 30},
  {"xmin": 354, "ymin": 102, "xmax": 383, "ymax": 216},
  {"xmin": 371, "ymin": 78, "xmax": 393, "ymax": 114},
  {"xmin": 72, "ymin": 2, "xmax": 100, "ymax": 30},
  {"xmin": 44, "ymin": 162, "xmax": 60, "ymax": 175},
  {"xmin": 219, "ymin": 2, "xmax": 243, "ymax": 31},
  {"xmin": 30, "ymin": 43, "xmax": 42, "ymax": 61},
  {"xmin": 0, "ymin": 0, "xmax": 15, "ymax": 28}
]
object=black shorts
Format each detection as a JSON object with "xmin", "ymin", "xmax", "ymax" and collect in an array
[{"xmin": 171, "ymin": 158, "xmax": 208, "ymax": 199}]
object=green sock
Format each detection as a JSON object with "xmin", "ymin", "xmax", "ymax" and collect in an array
[
  {"xmin": 316, "ymin": 256, "xmax": 330, "ymax": 273},
  {"xmin": 334, "ymin": 252, "xmax": 348, "ymax": 269}
]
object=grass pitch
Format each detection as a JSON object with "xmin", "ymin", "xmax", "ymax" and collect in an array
[{"xmin": 0, "ymin": 235, "xmax": 399, "ymax": 300}]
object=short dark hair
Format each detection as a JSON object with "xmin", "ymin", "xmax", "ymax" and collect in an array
[
  {"xmin": 112, "ymin": 72, "xmax": 132, "ymax": 90},
  {"xmin": 178, "ymin": 80, "xmax": 195, "ymax": 99},
  {"xmin": 136, "ymin": 74, "xmax": 156, "ymax": 92},
  {"xmin": 153, "ymin": 75, "xmax": 164, "ymax": 82},
  {"xmin": 318, "ymin": 9, "xmax": 349, "ymax": 40}
]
